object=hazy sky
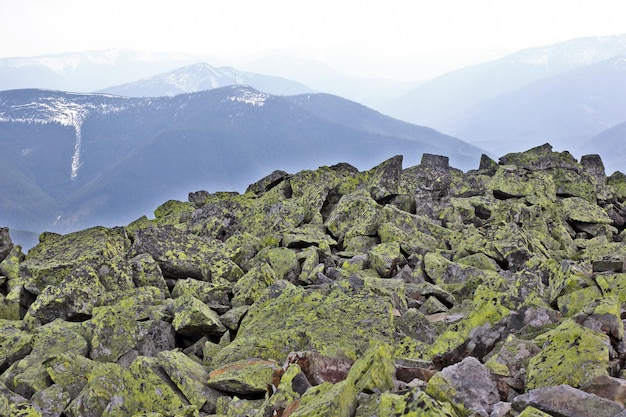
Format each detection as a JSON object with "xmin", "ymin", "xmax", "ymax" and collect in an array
[{"xmin": 3, "ymin": 0, "xmax": 626, "ymax": 81}]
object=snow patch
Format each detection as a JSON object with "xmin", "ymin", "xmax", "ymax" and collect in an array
[{"xmin": 226, "ymin": 88, "xmax": 269, "ymax": 107}]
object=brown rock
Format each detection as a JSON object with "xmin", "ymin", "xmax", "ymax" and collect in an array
[{"xmin": 580, "ymin": 375, "xmax": 626, "ymax": 406}]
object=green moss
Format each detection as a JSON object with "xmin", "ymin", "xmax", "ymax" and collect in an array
[
  {"xmin": 212, "ymin": 282, "xmax": 394, "ymax": 367},
  {"xmin": 157, "ymin": 350, "xmax": 215, "ymax": 411},
  {"xmin": 377, "ymin": 389, "xmax": 458, "ymax": 417},
  {"xmin": 425, "ymin": 372, "xmax": 470, "ymax": 416},
  {"xmin": 103, "ymin": 356, "xmax": 194, "ymax": 417},
  {"xmin": 20, "ymin": 226, "xmax": 129, "ymax": 293},
  {"xmin": 290, "ymin": 380, "xmax": 356, "ymax": 417},
  {"xmin": 518, "ymin": 406, "xmax": 553, "ymax": 417},
  {"xmin": 208, "ymin": 358, "xmax": 279, "ymax": 395},
  {"xmin": 231, "ymin": 263, "xmax": 277, "ymax": 307},
  {"xmin": 428, "ymin": 287, "xmax": 510, "ymax": 359},
  {"xmin": 527, "ymin": 320, "xmax": 610, "ymax": 389},
  {"xmin": 171, "ymin": 294, "xmax": 226, "ymax": 337}
]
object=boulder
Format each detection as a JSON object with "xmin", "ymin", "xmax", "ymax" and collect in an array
[
  {"xmin": 426, "ymin": 356, "xmax": 500, "ymax": 416},
  {"xmin": 19, "ymin": 226, "xmax": 129, "ymax": 294},
  {"xmin": 526, "ymin": 320, "xmax": 611, "ymax": 389},
  {"xmin": 512, "ymin": 384, "xmax": 625, "ymax": 417},
  {"xmin": 90, "ymin": 306, "xmax": 175, "ymax": 365},
  {"xmin": 171, "ymin": 294, "xmax": 227, "ymax": 338},
  {"xmin": 129, "ymin": 225, "xmax": 243, "ymax": 282},
  {"xmin": 157, "ymin": 350, "xmax": 222, "ymax": 413},
  {"xmin": 212, "ymin": 280, "xmax": 394, "ymax": 367},
  {"xmin": 580, "ymin": 375, "xmax": 626, "ymax": 406},
  {"xmin": 0, "ymin": 228, "xmax": 13, "ymax": 264},
  {"xmin": 207, "ymin": 358, "xmax": 280, "ymax": 395}
]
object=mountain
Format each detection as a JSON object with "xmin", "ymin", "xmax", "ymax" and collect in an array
[
  {"xmin": 382, "ymin": 33, "xmax": 626, "ymax": 133},
  {"xmin": 241, "ymin": 54, "xmax": 421, "ymax": 110},
  {"xmin": 0, "ymin": 49, "xmax": 199, "ymax": 92},
  {"xmin": 0, "ymin": 86, "xmax": 484, "ymax": 249},
  {"xmin": 581, "ymin": 120, "xmax": 626, "ymax": 174},
  {"xmin": 98, "ymin": 62, "xmax": 314, "ymax": 97},
  {"xmin": 450, "ymin": 56, "xmax": 626, "ymax": 155}
]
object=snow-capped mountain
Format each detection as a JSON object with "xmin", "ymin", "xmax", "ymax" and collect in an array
[
  {"xmin": 98, "ymin": 62, "xmax": 314, "ymax": 97},
  {"xmin": 0, "ymin": 49, "xmax": 199, "ymax": 92}
]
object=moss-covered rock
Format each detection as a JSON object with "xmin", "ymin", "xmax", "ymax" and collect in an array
[
  {"xmin": 231, "ymin": 263, "xmax": 277, "ymax": 307},
  {"xmin": 129, "ymin": 225, "xmax": 243, "ymax": 282},
  {"xmin": 90, "ymin": 306, "xmax": 175, "ymax": 365},
  {"xmin": 171, "ymin": 294, "xmax": 226, "ymax": 338},
  {"xmin": 208, "ymin": 358, "xmax": 280, "ymax": 395},
  {"xmin": 157, "ymin": 350, "xmax": 221, "ymax": 412},
  {"xmin": 103, "ymin": 356, "xmax": 194, "ymax": 417},
  {"xmin": 325, "ymin": 189, "xmax": 383, "ymax": 243},
  {"xmin": 428, "ymin": 287, "xmax": 511, "ymax": 361},
  {"xmin": 526, "ymin": 320, "xmax": 611, "ymax": 389},
  {"xmin": 20, "ymin": 226, "xmax": 129, "ymax": 294},
  {"xmin": 171, "ymin": 278, "xmax": 231, "ymax": 314},
  {"xmin": 355, "ymin": 388, "xmax": 458, "ymax": 417},
  {"xmin": 212, "ymin": 281, "xmax": 394, "ymax": 367}
]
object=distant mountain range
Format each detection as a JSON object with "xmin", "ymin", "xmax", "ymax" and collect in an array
[
  {"xmin": 0, "ymin": 49, "xmax": 200, "ymax": 92},
  {"xmin": 98, "ymin": 62, "xmax": 313, "ymax": 97},
  {"xmin": 0, "ymin": 86, "xmax": 484, "ymax": 249},
  {"xmin": 380, "ymin": 33, "xmax": 626, "ymax": 168}
]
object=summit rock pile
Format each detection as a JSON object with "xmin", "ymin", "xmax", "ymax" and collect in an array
[{"xmin": 2, "ymin": 143, "xmax": 626, "ymax": 416}]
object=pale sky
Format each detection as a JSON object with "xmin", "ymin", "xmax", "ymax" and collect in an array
[{"xmin": 3, "ymin": 0, "xmax": 626, "ymax": 81}]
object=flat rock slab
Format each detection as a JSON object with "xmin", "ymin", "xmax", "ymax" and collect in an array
[{"xmin": 512, "ymin": 384, "xmax": 625, "ymax": 417}]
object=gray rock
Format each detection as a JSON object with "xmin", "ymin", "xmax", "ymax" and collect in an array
[
  {"xmin": 0, "ymin": 227, "xmax": 13, "ymax": 264},
  {"xmin": 426, "ymin": 356, "xmax": 500, "ymax": 415},
  {"xmin": 512, "ymin": 384, "xmax": 625, "ymax": 417}
]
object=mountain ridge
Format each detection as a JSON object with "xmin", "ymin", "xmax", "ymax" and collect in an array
[{"xmin": 0, "ymin": 86, "xmax": 485, "ymax": 249}]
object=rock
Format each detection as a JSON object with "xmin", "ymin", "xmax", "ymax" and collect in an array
[
  {"xmin": 429, "ymin": 287, "xmax": 511, "ymax": 365},
  {"xmin": 171, "ymin": 294, "xmax": 227, "ymax": 338},
  {"xmin": 483, "ymin": 334, "xmax": 540, "ymax": 393},
  {"xmin": 29, "ymin": 384, "xmax": 70, "ymax": 417},
  {"xmin": 325, "ymin": 189, "xmax": 382, "ymax": 243},
  {"xmin": 0, "ymin": 321, "xmax": 32, "ymax": 373},
  {"xmin": 286, "ymin": 351, "xmax": 354, "ymax": 385},
  {"xmin": 212, "ymin": 281, "xmax": 394, "ymax": 367},
  {"xmin": 19, "ymin": 227, "xmax": 129, "ymax": 294},
  {"xmin": 355, "ymin": 388, "xmax": 457, "ymax": 417},
  {"xmin": 170, "ymin": 277, "xmax": 231, "ymax": 314},
  {"xmin": 593, "ymin": 253, "xmax": 626, "ymax": 272},
  {"xmin": 103, "ymin": 356, "xmax": 194, "ymax": 416},
  {"xmin": 0, "ymin": 228, "xmax": 13, "ymax": 264},
  {"xmin": 65, "ymin": 363, "xmax": 125, "ymax": 417},
  {"xmin": 261, "ymin": 363, "xmax": 310, "ymax": 415},
  {"xmin": 158, "ymin": 350, "xmax": 222, "ymax": 413},
  {"xmin": 512, "ymin": 384, "xmax": 625, "ymax": 417},
  {"xmin": 425, "ymin": 356, "xmax": 500, "ymax": 416},
  {"xmin": 526, "ymin": 320, "xmax": 611, "ymax": 389},
  {"xmin": 580, "ymin": 374, "xmax": 626, "ymax": 406},
  {"xmin": 129, "ymin": 253, "xmax": 169, "ymax": 296},
  {"xmin": 207, "ymin": 358, "xmax": 280, "ymax": 395},
  {"xmin": 367, "ymin": 242, "xmax": 406, "ymax": 278},
  {"xmin": 129, "ymin": 225, "xmax": 243, "ymax": 282},
  {"xmin": 254, "ymin": 247, "xmax": 299, "ymax": 281},
  {"xmin": 245, "ymin": 169, "xmax": 289, "ymax": 196},
  {"xmin": 90, "ymin": 306, "xmax": 176, "ymax": 365},
  {"xmin": 23, "ymin": 264, "xmax": 105, "ymax": 328}
]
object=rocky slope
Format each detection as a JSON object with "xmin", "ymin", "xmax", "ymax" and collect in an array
[{"xmin": 2, "ymin": 144, "xmax": 626, "ymax": 416}]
